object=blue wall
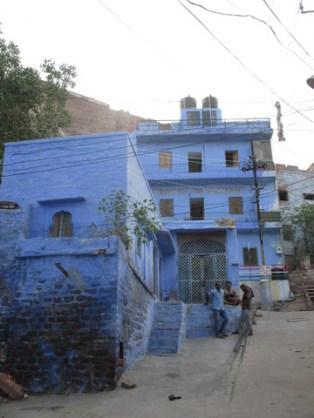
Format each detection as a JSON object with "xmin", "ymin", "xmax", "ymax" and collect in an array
[
  {"xmin": 0, "ymin": 132, "xmax": 166, "ymax": 392},
  {"xmin": 135, "ymin": 117, "xmax": 282, "ymax": 295}
]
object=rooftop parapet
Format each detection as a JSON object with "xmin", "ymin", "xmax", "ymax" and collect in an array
[{"xmin": 136, "ymin": 118, "xmax": 271, "ymax": 134}]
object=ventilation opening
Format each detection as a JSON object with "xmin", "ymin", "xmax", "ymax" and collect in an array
[{"xmin": 0, "ymin": 201, "xmax": 20, "ymax": 210}]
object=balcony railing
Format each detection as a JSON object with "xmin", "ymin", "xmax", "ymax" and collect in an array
[
  {"xmin": 162, "ymin": 212, "xmax": 257, "ymax": 223},
  {"xmin": 260, "ymin": 211, "xmax": 281, "ymax": 223},
  {"xmin": 137, "ymin": 118, "xmax": 271, "ymax": 133},
  {"xmin": 143, "ymin": 162, "xmax": 275, "ymax": 177}
]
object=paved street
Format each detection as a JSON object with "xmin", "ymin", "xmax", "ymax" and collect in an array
[{"xmin": 1, "ymin": 311, "xmax": 313, "ymax": 418}]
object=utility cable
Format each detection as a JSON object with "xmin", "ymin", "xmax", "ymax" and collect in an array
[
  {"xmin": 261, "ymin": 0, "xmax": 314, "ymax": 60},
  {"xmin": 178, "ymin": 0, "xmax": 314, "ymax": 124},
  {"xmin": 185, "ymin": 0, "xmax": 314, "ymax": 71}
]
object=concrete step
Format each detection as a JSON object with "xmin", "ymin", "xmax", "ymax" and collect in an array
[
  {"xmin": 186, "ymin": 304, "xmax": 241, "ymax": 338},
  {"xmin": 148, "ymin": 302, "xmax": 186, "ymax": 355}
]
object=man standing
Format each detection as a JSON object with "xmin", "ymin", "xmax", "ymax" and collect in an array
[
  {"xmin": 237, "ymin": 284, "xmax": 254, "ymax": 336},
  {"xmin": 224, "ymin": 281, "xmax": 241, "ymax": 306},
  {"xmin": 209, "ymin": 281, "xmax": 228, "ymax": 338}
]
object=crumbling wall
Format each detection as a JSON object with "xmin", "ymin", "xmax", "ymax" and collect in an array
[
  {"xmin": 2, "ymin": 248, "xmax": 120, "ymax": 393},
  {"xmin": 116, "ymin": 242, "xmax": 155, "ymax": 369},
  {"xmin": 0, "ymin": 209, "xmax": 25, "ymax": 360}
]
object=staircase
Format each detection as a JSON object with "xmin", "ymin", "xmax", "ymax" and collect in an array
[
  {"xmin": 148, "ymin": 303, "xmax": 241, "ymax": 355},
  {"xmin": 148, "ymin": 302, "xmax": 186, "ymax": 355}
]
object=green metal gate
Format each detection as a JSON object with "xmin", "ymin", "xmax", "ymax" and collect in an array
[{"xmin": 178, "ymin": 240, "xmax": 227, "ymax": 303}]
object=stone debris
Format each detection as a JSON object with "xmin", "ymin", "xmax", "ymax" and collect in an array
[
  {"xmin": 168, "ymin": 394, "xmax": 182, "ymax": 401},
  {"xmin": 0, "ymin": 373, "xmax": 26, "ymax": 400}
]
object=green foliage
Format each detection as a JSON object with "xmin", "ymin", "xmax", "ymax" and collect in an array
[
  {"xmin": 291, "ymin": 203, "xmax": 314, "ymax": 255},
  {"xmin": 98, "ymin": 190, "xmax": 160, "ymax": 249},
  {"xmin": 0, "ymin": 31, "xmax": 76, "ymax": 159}
]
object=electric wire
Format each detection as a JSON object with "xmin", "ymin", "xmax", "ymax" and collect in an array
[
  {"xmin": 2, "ymin": 131, "xmax": 276, "ymax": 175},
  {"xmin": 27, "ymin": 176, "xmax": 314, "ymax": 235},
  {"xmin": 186, "ymin": 0, "xmax": 314, "ymax": 71},
  {"xmin": 261, "ymin": 0, "xmax": 314, "ymax": 60},
  {"xmin": 178, "ymin": 0, "xmax": 314, "ymax": 124}
]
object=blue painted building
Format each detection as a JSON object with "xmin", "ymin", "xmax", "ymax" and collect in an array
[
  {"xmin": 0, "ymin": 96, "xmax": 284, "ymax": 393},
  {"xmin": 135, "ymin": 96, "xmax": 283, "ymax": 303},
  {"xmin": 0, "ymin": 132, "xmax": 174, "ymax": 392}
]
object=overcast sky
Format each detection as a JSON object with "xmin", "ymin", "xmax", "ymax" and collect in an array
[{"xmin": 1, "ymin": 0, "xmax": 314, "ymax": 169}]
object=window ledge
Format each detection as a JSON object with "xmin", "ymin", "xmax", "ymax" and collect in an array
[{"xmin": 38, "ymin": 197, "xmax": 85, "ymax": 205}]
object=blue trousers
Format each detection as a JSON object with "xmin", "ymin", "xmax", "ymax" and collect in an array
[{"xmin": 213, "ymin": 309, "xmax": 228, "ymax": 336}]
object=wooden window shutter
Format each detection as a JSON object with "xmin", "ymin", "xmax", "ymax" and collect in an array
[
  {"xmin": 49, "ymin": 211, "xmax": 73, "ymax": 238},
  {"xmin": 62, "ymin": 212, "xmax": 73, "ymax": 237},
  {"xmin": 159, "ymin": 152, "xmax": 172, "ymax": 168},
  {"xmin": 159, "ymin": 199, "xmax": 174, "ymax": 217},
  {"xmin": 229, "ymin": 197, "xmax": 243, "ymax": 214}
]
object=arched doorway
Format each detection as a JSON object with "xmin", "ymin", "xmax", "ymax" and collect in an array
[{"xmin": 178, "ymin": 239, "xmax": 227, "ymax": 303}]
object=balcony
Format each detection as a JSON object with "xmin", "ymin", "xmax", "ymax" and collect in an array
[
  {"xmin": 260, "ymin": 211, "xmax": 281, "ymax": 222},
  {"xmin": 145, "ymin": 163, "xmax": 275, "ymax": 185},
  {"xmin": 162, "ymin": 212, "xmax": 256, "ymax": 231},
  {"xmin": 162, "ymin": 211, "xmax": 281, "ymax": 231}
]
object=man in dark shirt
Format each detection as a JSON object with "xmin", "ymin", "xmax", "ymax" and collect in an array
[{"xmin": 236, "ymin": 284, "xmax": 254, "ymax": 336}]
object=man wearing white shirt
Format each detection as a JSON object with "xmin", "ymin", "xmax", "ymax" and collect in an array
[{"xmin": 209, "ymin": 281, "xmax": 228, "ymax": 338}]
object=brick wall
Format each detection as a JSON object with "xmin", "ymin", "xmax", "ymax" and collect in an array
[
  {"xmin": 116, "ymin": 242, "xmax": 155, "ymax": 368},
  {"xmin": 2, "ymin": 251, "xmax": 119, "ymax": 393}
]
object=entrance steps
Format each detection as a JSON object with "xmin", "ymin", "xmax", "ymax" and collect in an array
[
  {"xmin": 148, "ymin": 302, "xmax": 186, "ymax": 355},
  {"xmin": 148, "ymin": 303, "xmax": 241, "ymax": 355},
  {"xmin": 186, "ymin": 304, "xmax": 240, "ymax": 338}
]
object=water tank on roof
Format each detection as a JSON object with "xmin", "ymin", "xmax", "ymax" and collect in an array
[
  {"xmin": 180, "ymin": 96, "xmax": 197, "ymax": 109},
  {"xmin": 202, "ymin": 95, "xmax": 218, "ymax": 109}
]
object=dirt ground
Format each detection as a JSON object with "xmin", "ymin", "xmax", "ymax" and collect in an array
[{"xmin": 1, "ymin": 311, "xmax": 313, "ymax": 418}]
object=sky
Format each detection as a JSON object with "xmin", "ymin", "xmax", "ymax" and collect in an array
[{"xmin": 1, "ymin": 0, "xmax": 314, "ymax": 169}]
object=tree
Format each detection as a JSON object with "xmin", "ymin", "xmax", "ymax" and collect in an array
[
  {"xmin": 0, "ymin": 31, "xmax": 76, "ymax": 160},
  {"xmin": 291, "ymin": 203, "xmax": 314, "ymax": 258},
  {"xmin": 97, "ymin": 190, "xmax": 160, "ymax": 249}
]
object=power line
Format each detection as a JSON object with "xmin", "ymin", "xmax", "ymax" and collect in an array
[
  {"xmin": 153, "ymin": 174, "xmax": 314, "ymax": 216},
  {"xmin": 261, "ymin": 0, "xmax": 314, "ymax": 60},
  {"xmin": 186, "ymin": 0, "xmax": 314, "ymax": 71},
  {"xmin": 3, "ymin": 130, "xmax": 275, "ymax": 173},
  {"xmin": 27, "ymin": 175, "xmax": 314, "ymax": 234},
  {"xmin": 178, "ymin": 0, "xmax": 314, "ymax": 124}
]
